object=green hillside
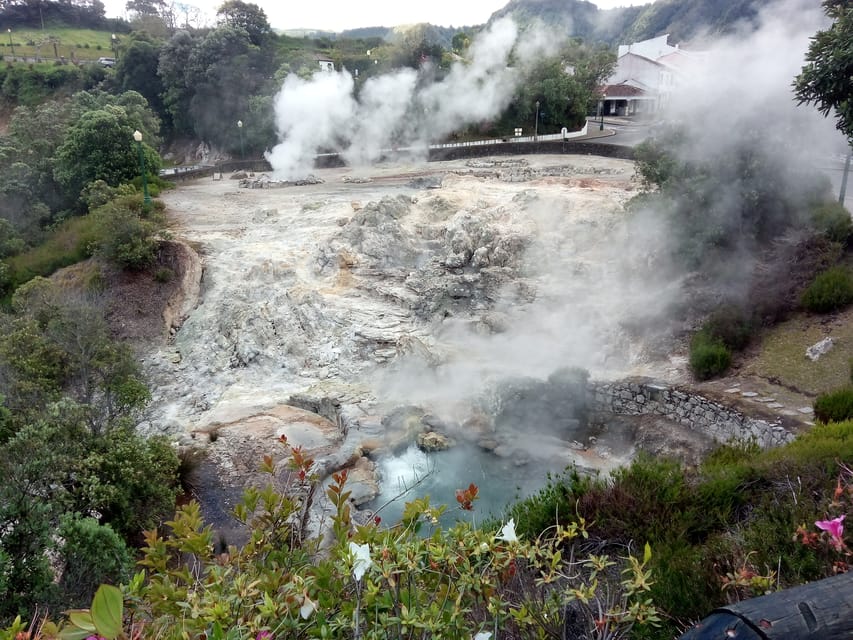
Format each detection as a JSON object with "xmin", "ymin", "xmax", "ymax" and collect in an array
[
  {"xmin": 488, "ymin": 0, "xmax": 765, "ymax": 45},
  {"xmin": 1, "ymin": 26, "xmax": 117, "ymax": 61}
]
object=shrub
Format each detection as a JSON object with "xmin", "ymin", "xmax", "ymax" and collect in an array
[
  {"xmin": 703, "ymin": 305, "xmax": 753, "ymax": 351},
  {"xmin": 91, "ymin": 201, "xmax": 160, "ymax": 270},
  {"xmin": 153, "ymin": 267, "xmax": 174, "ymax": 283},
  {"xmin": 813, "ymin": 388, "xmax": 853, "ymax": 423},
  {"xmin": 811, "ymin": 202, "xmax": 852, "ymax": 244},
  {"xmin": 4, "ymin": 215, "xmax": 99, "ymax": 291},
  {"xmin": 801, "ymin": 266, "xmax": 853, "ymax": 313},
  {"xmin": 37, "ymin": 450, "xmax": 661, "ymax": 640},
  {"xmin": 56, "ymin": 515, "xmax": 132, "ymax": 608},
  {"xmin": 690, "ymin": 331, "xmax": 732, "ymax": 380}
]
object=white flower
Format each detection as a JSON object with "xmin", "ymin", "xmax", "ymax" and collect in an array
[
  {"xmin": 496, "ymin": 518, "xmax": 518, "ymax": 543},
  {"xmin": 474, "ymin": 632, "xmax": 493, "ymax": 640},
  {"xmin": 479, "ymin": 542, "xmax": 489, "ymax": 552},
  {"xmin": 349, "ymin": 541, "xmax": 372, "ymax": 581},
  {"xmin": 300, "ymin": 593, "xmax": 316, "ymax": 619}
]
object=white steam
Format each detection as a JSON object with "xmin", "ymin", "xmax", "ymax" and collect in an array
[
  {"xmin": 266, "ymin": 18, "xmax": 558, "ymax": 180},
  {"xmin": 376, "ymin": 0, "xmax": 849, "ymax": 413}
]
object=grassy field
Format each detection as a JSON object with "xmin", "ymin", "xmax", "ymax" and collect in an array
[
  {"xmin": 742, "ymin": 308, "xmax": 853, "ymax": 395},
  {"xmin": 0, "ymin": 27, "xmax": 116, "ymax": 62}
]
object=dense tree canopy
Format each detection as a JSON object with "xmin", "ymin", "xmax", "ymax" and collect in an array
[
  {"xmin": 501, "ymin": 40, "xmax": 614, "ymax": 134},
  {"xmin": 795, "ymin": 0, "xmax": 853, "ymax": 141},
  {"xmin": 114, "ymin": 33, "xmax": 167, "ymax": 123},
  {"xmin": 216, "ymin": 0, "xmax": 273, "ymax": 47},
  {"xmin": 0, "ymin": 283, "xmax": 179, "ymax": 619}
]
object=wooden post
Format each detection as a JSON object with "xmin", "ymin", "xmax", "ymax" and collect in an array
[{"xmin": 679, "ymin": 572, "xmax": 853, "ymax": 639}]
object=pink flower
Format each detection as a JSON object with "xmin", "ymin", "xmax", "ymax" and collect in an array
[
  {"xmin": 256, "ymin": 632, "xmax": 273, "ymax": 640},
  {"xmin": 816, "ymin": 515, "xmax": 845, "ymax": 548}
]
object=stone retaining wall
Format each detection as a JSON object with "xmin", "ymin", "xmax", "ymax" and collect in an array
[{"xmin": 590, "ymin": 378, "xmax": 794, "ymax": 448}]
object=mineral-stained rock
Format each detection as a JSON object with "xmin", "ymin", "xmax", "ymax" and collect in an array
[
  {"xmin": 382, "ymin": 405, "xmax": 426, "ymax": 449},
  {"xmin": 345, "ymin": 456, "xmax": 380, "ymax": 506},
  {"xmin": 416, "ymin": 430, "xmax": 454, "ymax": 452}
]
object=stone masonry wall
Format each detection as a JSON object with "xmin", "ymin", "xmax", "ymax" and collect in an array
[{"xmin": 590, "ymin": 378, "xmax": 794, "ymax": 448}]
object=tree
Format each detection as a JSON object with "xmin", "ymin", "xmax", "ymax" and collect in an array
[
  {"xmin": 184, "ymin": 25, "xmax": 275, "ymax": 144},
  {"xmin": 216, "ymin": 0, "xmax": 272, "ymax": 47},
  {"xmin": 125, "ymin": 0, "xmax": 166, "ymax": 16},
  {"xmin": 507, "ymin": 41, "xmax": 614, "ymax": 134},
  {"xmin": 157, "ymin": 30, "xmax": 197, "ymax": 135},
  {"xmin": 114, "ymin": 34, "xmax": 167, "ymax": 124},
  {"xmin": 794, "ymin": 0, "xmax": 853, "ymax": 141},
  {"xmin": 0, "ymin": 405, "xmax": 178, "ymax": 620},
  {"xmin": 6, "ymin": 280, "xmax": 152, "ymax": 433},
  {"xmin": 53, "ymin": 105, "xmax": 161, "ymax": 206},
  {"xmin": 451, "ymin": 30, "xmax": 471, "ymax": 54}
]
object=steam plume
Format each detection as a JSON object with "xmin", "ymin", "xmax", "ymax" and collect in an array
[{"xmin": 266, "ymin": 18, "xmax": 558, "ymax": 179}]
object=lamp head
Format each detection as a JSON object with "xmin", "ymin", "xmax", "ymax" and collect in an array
[
  {"xmin": 237, "ymin": 120, "xmax": 243, "ymax": 128},
  {"xmin": 133, "ymin": 130, "xmax": 142, "ymax": 142}
]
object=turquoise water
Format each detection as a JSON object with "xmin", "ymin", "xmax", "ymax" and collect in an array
[{"xmin": 367, "ymin": 442, "xmax": 565, "ymax": 528}]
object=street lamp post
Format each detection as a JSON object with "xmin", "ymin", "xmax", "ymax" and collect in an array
[
  {"xmin": 133, "ymin": 130, "xmax": 151, "ymax": 208},
  {"xmin": 534, "ymin": 100, "xmax": 540, "ymax": 141},
  {"xmin": 7, "ymin": 29, "xmax": 14, "ymax": 59},
  {"xmin": 111, "ymin": 33, "xmax": 117, "ymax": 57},
  {"xmin": 600, "ymin": 94, "xmax": 606, "ymax": 131},
  {"xmin": 237, "ymin": 120, "xmax": 244, "ymax": 160}
]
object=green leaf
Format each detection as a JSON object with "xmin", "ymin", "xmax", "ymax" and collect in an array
[
  {"xmin": 209, "ymin": 621, "xmax": 225, "ymax": 640},
  {"xmin": 59, "ymin": 626, "xmax": 97, "ymax": 640},
  {"xmin": 66, "ymin": 610, "xmax": 96, "ymax": 632},
  {"xmin": 643, "ymin": 541, "xmax": 652, "ymax": 564},
  {"xmin": 91, "ymin": 584, "xmax": 123, "ymax": 639}
]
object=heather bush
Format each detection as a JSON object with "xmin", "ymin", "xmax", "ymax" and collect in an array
[
  {"xmin": 703, "ymin": 305, "xmax": 754, "ymax": 351},
  {"xmin": 90, "ymin": 198, "xmax": 161, "ymax": 270},
  {"xmin": 810, "ymin": 201, "xmax": 852, "ymax": 245},
  {"xmin": 813, "ymin": 387, "xmax": 853, "ymax": 423},
  {"xmin": 689, "ymin": 331, "xmax": 732, "ymax": 380},
  {"xmin": 801, "ymin": 266, "xmax": 853, "ymax": 313}
]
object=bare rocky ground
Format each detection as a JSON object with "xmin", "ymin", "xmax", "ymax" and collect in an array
[{"xmin": 138, "ymin": 154, "xmax": 823, "ymax": 532}]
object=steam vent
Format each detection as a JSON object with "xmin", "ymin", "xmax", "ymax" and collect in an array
[{"xmin": 148, "ymin": 154, "xmax": 803, "ymax": 533}]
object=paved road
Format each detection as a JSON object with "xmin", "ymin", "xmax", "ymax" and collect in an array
[{"xmin": 602, "ymin": 120, "xmax": 653, "ymax": 147}]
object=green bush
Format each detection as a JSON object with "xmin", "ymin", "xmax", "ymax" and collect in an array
[
  {"xmin": 811, "ymin": 201, "xmax": 852, "ymax": 244},
  {"xmin": 813, "ymin": 388, "xmax": 853, "ymax": 423},
  {"xmin": 22, "ymin": 454, "xmax": 662, "ymax": 640},
  {"xmin": 801, "ymin": 266, "xmax": 853, "ymax": 313},
  {"xmin": 4, "ymin": 215, "xmax": 99, "ymax": 293},
  {"xmin": 56, "ymin": 515, "xmax": 132, "ymax": 608},
  {"xmin": 91, "ymin": 199, "xmax": 160, "ymax": 270},
  {"xmin": 154, "ymin": 267, "xmax": 174, "ymax": 283},
  {"xmin": 690, "ymin": 331, "xmax": 732, "ymax": 380},
  {"xmin": 703, "ymin": 305, "xmax": 754, "ymax": 351}
]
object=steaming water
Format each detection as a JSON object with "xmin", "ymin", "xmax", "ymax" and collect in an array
[
  {"xmin": 148, "ymin": 156, "xmax": 654, "ymax": 526},
  {"xmin": 369, "ymin": 444, "xmax": 566, "ymax": 527},
  {"xmin": 144, "ymin": 0, "xmax": 853, "ymax": 530}
]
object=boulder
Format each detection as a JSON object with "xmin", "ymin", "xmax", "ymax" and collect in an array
[
  {"xmin": 416, "ymin": 430, "xmax": 454, "ymax": 452},
  {"xmin": 806, "ymin": 337, "xmax": 834, "ymax": 361}
]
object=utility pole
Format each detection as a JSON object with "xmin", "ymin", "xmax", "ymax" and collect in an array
[{"xmin": 840, "ymin": 150, "xmax": 852, "ymax": 206}]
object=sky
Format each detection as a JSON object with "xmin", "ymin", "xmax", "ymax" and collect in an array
[{"xmin": 102, "ymin": 0, "xmax": 646, "ymax": 32}]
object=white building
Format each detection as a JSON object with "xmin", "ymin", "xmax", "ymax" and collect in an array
[
  {"xmin": 600, "ymin": 34, "xmax": 700, "ymax": 117},
  {"xmin": 317, "ymin": 56, "xmax": 334, "ymax": 72}
]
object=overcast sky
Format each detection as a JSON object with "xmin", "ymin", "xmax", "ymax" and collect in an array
[{"xmin": 102, "ymin": 0, "xmax": 647, "ymax": 32}]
